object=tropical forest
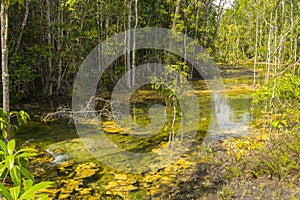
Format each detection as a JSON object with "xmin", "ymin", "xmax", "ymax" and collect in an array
[{"xmin": 0, "ymin": 0, "xmax": 299, "ymax": 199}]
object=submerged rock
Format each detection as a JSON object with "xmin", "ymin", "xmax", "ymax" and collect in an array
[{"xmin": 46, "ymin": 149, "xmax": 70, "ymax": 164}]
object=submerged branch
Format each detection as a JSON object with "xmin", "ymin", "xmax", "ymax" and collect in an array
[{"xmin": 41, "ymin": 97, "xmax": 115, "ymax": 122}]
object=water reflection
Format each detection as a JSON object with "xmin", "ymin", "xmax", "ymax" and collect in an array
[{"xmin": 205, "ymin": 92, "xmax": 252, "ymax": 143}]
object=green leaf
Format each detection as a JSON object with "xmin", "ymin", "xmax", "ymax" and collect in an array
[
  {"xmin": 20, "ymin": 167, "xmax": 34, "ymax": 181},
  {"xmin": 15, "ymin": 148, "xmax": 37, "ymax": 155},
  {"xmin": 37, "ymin": 194, "xmax": 49, "ymax": 200},
  {"xmin": 10, "ymin": 166, "xmax": 21, "ymax": 186},
  {"xmin": 0, "ymin": 120, "xmax": 4, "ymax": 131},
  {"xmin": 9, "ymin": 111, "xmax": 18, "ymax": 116},
  {"xmin": 7, "ymin": 140, "xmax": 16, "ymax": 155},
  {"xmin": 19, "ymin": 179, "xmax": 33, "ymax": 198},
  {"xmin": 19, "ymin": 181, "xmax": 53, "ymax": 199},
  {"xmin": 0, "ymin": 117, "xmax": 8, "ymax": 131},
  {"xmin": 9, "ymin": 186, "xmax": 20, "ymax": 200},
  {"xmin": 17, "ymin": 114, "xmax": 22, "ymax": 126},
  {"xmin": 19, "ymin": 110, "xmax": 30, "ymax": 125},
  {"xmin": 16, "ymin": 152, "xmax": 37, "ymax": 158},
  {"xmin": 0, "ymin": 108, "xmax": 8, "ymax": 119},
  {"xmin": 8, "ymin": 0, "xmax": 25, "ymax": 7},
  {"xmin": 23, "ymin": 179, "xmax": 33, "ymax": 189},
  {"xmin": 0, "ymin": 140, "xmax": 8, "ymax": 155},
  {"xmin": 2, "ymin": 130, "xmax": 8, "ymax": 139},
  {"xmin": 0, "ymin": 183, "xmax": 13, "ymax": 200},
  {"xmin": 5, "ymin": 155, "xmax": 14, "ymax": 170},
  {"xmin": 0, "ymin": 164, "xmax": 7, "ymax": 177}
]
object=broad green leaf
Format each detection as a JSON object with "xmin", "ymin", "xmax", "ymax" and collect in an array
[
  {"xmin": 0, "ymin": 165, "xmax": 7, "ymax": 177},
  {"xmin": 15, "ymin": 148, "xmax": 37, "ymax": 155},
  {"xmin": 10, "ymin": 166, "xmax": 21, "ymax": 186},
  {"xmin": 19, "ymin": 179, "xmax": 33, "ymax": 198},
  {"xmin": 19, "ymin": 110, "xmax": 30, "ymax": 125},
  {"xmin": 0, "ymin": 118, "xmax": 8, "ymax": 131},
  {"xmin": 0, "ymin": 120, "xmax": 3, "ymax": 130},
  {"xmin": 20, "ymin": 167, "xmax": 34, "ymax": 181},
  {"xmin": 9, "ymin": 186, "xmax": 20, "ymax": 200},
  {"xmin": 19, "ymin": 181, "xmax": 53, "ymax": 199},
  {"xmin": 7, "ymin": 140, "xmax": 16, "ymax": 155},
  {"xmin": 2, "ymin": 130, "xmax": 7, "ymax": 139},
  {"xmin": 0, "ymin": 183, "xmax": 13, "ymax": 200},
  {"xmin": 9, "ymin": 111, "xmax": 18, "ymax": 116},
  {"xmin": 16, "ymin": 152, "xmax": 37, "ymax": 158},
  {"xmin": 0, "ymin": 140, "xmax": 8, "ymax": 155},
  {"xmin": 23, "ymin": 179, "xmax": 34, "ymax": 189},
  {"xmin": 5, "ymin": 155, "xmax": 14, "ymax": 170},
  {"xmin": 17, "ymin": 114, "xmax": 22, "ymax": 126}
]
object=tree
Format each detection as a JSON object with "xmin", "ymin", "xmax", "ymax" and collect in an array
[
  {"xmin": 172, "ymin": 0, "xmax": 181, "ymax": 31},
  {"xmin": 1, "ymin": 1, "xmax": 9, "ymax": 118},
  {"xmin": 131, "ymin": 0, "xmax": 138, "ymax": 87},
  {"xmin": 14, "ymin": 0, "xmax": 31, "ymax": 54}
]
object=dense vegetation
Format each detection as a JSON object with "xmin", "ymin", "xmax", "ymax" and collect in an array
[
  {"xmin": 0, "ymin": 0, "xmax": 299, "ymax": 199},
  {"xmin": 2, "ymin": 0, "xmax": 297, "ymax": 99}
]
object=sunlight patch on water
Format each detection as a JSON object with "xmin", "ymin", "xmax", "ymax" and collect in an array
[{"xmin": 205, "ymin": 92, "xmax": 252, "ymax": 143}]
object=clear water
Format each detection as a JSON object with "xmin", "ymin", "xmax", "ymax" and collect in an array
[{"xmin": 16, "ymin": 74, "xmax": 254, "ymax": 198}]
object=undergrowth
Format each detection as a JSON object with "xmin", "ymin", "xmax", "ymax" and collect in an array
[{"xmin": 222, "ymin": 125, "xmax": 300, "ymax": 183}]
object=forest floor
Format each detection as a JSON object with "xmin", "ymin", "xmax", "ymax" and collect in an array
[{"xmin": 172, "ymin": 130, "xmax": 300, "ymax": 200}]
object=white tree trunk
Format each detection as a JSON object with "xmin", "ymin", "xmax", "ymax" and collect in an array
[
  {"xmin": 131, "ymin": 0, "xmax": 138, "ymax": 87},
  {"xmin": 253, "ymin": 16, "xmax": 259, "ymax": 86},
  {"xmin": 1, "ymin": 1, "xmax": 9, "ymax": 117},
  {"xmin": 172, "ymin": 0, "xmax": 181, "ymax": 31},
  {"xmin": 127, "ymin": 0, "xmax": 132, "ymax": 88}
]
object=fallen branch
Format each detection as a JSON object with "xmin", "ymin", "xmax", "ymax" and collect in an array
[{"xmin": 41, "ymin": 96, "xmax": 117, "ymax": 122}]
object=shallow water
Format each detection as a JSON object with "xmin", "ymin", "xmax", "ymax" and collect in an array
[
  {"xmin": 18, "ymin": 87, "xmax": 252, "ymax": 159},
  {"xmin": 17, "ymin": 69, "xmax": 255, "ymax": 198}
]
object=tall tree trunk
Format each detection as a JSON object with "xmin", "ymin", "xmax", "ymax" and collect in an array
[
  {"xmin": 202, "ymin": 0, "xmax": 213, "ymax": 46},
  {"xmin": 265, "ymin": 13, "xmax": 272, "ymax": 83},
  {"xmin": 269, "ymin": 9, "xmax": 279, "ymax": 135},
  {"xmin": 56, "ymin": 0, "xmax": 63, "ymax": 95},
  {"xmin": 172, "ymin": 0, "xmax": 181, "ymax": 31},
  {"xmin": 126, "ymin": 0, "xmax": 132, "ymax": 88},
  {"xmin": 233, "ymin": 7, "xmax": 240, "ymax": 64},
  {"xmin": 1, "ymin": 1, "xmax": 9, "ymax": 118},
  {"xmin": 45, "ymin": 0, "xmax": 53, "ymax": 96},
  {"xmin": 132, "ymin": 0, "xmax": 138, "ymax": 87},
  {"xmin": 123, "ymin": 0, "xmax": 128, "ymax": 87},
  {"xmin": 190, "ymin": 1, "xmax": 200, "ymax": 79},
  {"xmin": 213, "ymin": 0, "xmax": 226, "ymax": 38},
  {"xmin": 15, "ymin": 0, "xmax": 31, "ymax": 54},
  {"xmin": 253, "ymin": 15, "xmax": 259, "ymax": 87}
]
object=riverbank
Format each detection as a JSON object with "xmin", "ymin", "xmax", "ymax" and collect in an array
[{"xmin": 173, "ymin": 121, "xmax": 300, "ymax": 199}]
